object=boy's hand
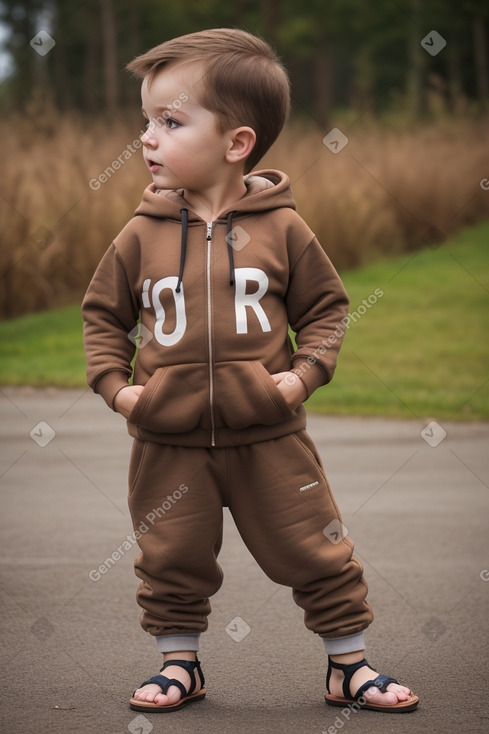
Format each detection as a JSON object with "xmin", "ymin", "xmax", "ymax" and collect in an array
[
  {"xmin": 271, "ymin": 371, "xmax": 307, "ymax": 410},
  {"xmin": 113, "ymin": 385, "xmax": 144, "ymax": 419}
]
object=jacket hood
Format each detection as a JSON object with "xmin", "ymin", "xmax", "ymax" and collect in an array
[{"xmin": 134, "ymin": 169, "xmax": 296, "ymax": 222}]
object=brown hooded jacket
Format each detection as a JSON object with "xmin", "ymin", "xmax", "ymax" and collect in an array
[{"xmin": 82, "ymin": 170, "xmax": 349, "ymax": 447}]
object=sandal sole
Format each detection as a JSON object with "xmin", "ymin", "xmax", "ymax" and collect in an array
[
  {"xmin": 129, "ymin": 689, "xmax": 206, "ymax": 713},
  {"xmin": 325, "ymin": 692, "xmax": 419, "ymax": 713}
]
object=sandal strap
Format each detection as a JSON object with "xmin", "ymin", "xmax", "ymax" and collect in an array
[
  {"xmin": 138, "ymin": 673, "xmax": 187, "ymax": 699},
  {"xmin": 138, "ymin": 657, "xmax": 205, "ymax": 699},
  {"xmin": 326, "ymin": 658, "xmax": 371, "ymax": 700},
  {"xmin": 355, "ymin": 674, "xmax": 399, "ymax": 701}
]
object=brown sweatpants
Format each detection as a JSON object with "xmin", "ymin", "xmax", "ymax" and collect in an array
[{"xmin": 127, "ymin": 429, "xmax": 373, "ymax": 640}]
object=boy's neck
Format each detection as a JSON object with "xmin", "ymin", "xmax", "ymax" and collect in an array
[{"xmin": 179, "ymin": 175, "xmax": 248, "ymax": 223}]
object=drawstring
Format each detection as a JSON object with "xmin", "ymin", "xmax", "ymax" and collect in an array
[
  {"xmin": 176, "ymin": 208, "xmax": 236, "ymax": 292},
  {"xmin": 176, "ymin": 208, "xmax": 188, "ymax": 293},
  {"xmin": 226, "ymin": 210, "xmax": 236, "ymax": 287}
]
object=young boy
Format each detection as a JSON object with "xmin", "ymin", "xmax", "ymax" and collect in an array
[{"xmin": 82, "ymin": 28, "xmax": 418, "ymax": 714}]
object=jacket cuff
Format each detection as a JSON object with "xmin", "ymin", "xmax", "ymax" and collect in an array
[
  {"xmin": 93, "ymin": 371, "xmax": 130, "ymax": 410},
  {"xmin": 290, "ymin": 360, "xmax": 328, "ymax": 398}
]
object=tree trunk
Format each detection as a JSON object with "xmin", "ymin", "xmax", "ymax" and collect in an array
[
  {"xmin": 473, "ymin": 17, "xmax": 489, "ymax": 103},
  {"xmin": 100, "ymin": 0, "xmax": 119, "ymax": 111},
  {"xmin": 122, "ymin": 0, "xmax": 143, "ymax": 107},
  {"xmin": 83, "ymin": 0, "xmax": 99, "ymax": 113},
  {"xmin": 126, "ymin": 0, "xmax": 142, "ymax": 64},
  {"xmin": 260, "ymin": 0, "xmax": 281, "ymax": 42},
  {"xmin": 447, "ymin": 32, "xmax": 463, "ymax": 113},
  {"xmin": 406, "ymin": 0, "xmax": 424, "ymax": 118},
  {"xmin": 234, "ymin": 0, "xmax": 247, "ymax": 27},
  {"xmin": 313, "ymin": 42, "xmax": 332, "ymax": 129}
]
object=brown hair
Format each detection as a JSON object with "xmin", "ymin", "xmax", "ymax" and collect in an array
[{"xmin": 126, "ymin": 28, "xmax": 290, "ymax": 173}]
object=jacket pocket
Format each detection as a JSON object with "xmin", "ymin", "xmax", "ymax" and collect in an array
[
  {"xmin": 128, "ymin": 363, "xmax": 209, "ymax": 433},
  {"xmin": 213, "ymin": 360, "xmax": 294, "ymax": 430}
]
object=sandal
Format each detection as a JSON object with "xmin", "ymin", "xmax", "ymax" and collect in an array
[
  {"xmin": 129, "ymin": 657, "xmax": 206, "ymax": 713},
  {"xmin": 325, "ymin": 658, "xmax": 419, "ymax": 713}
]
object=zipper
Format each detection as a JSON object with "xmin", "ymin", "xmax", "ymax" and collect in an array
[{"xmin": 206, "ymin": 221, "xmax": 216, "ymax": 446}]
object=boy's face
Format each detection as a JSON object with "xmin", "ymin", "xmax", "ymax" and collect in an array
[{"xmin": 140, "ymin": 63, "xmax": 232, "ymax": 194}]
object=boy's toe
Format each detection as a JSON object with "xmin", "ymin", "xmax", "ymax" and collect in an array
[
  {"xmin": 364, "ymin": 683, "xmax": 413, "ymax": 705},
  {"xmin": 387, "ymin": 683, "xmax": 412, "ymax": 701},
  {"xmin": 134, "ymin": 683, "xmax": 161, "ymax": 702},
  {"xmin": 153, "ymin": 686, "xmax": 181, "ymax": 706},
  {"xmin": 364, "ymin": 687, "xmax": 398, "ymax": 705},
  {"xmin": 153, "ymin": 692, "xmax": 168, "ymax": 706}
]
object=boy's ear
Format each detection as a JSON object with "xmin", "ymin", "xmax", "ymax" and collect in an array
[{"xmin": 226, "ymin": 126, "xmax": 256, "ymax": 166}]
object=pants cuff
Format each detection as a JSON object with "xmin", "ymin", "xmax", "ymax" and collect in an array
[
  {"xmin": 156, "ymin": 633, "xmax": 201, "ymax": 653},
  {"xmin": 322, "ymin": 631, "xmax": 366, "ymax": 656}
]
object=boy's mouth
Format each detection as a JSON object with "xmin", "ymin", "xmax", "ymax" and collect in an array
[{"xmin": 147, "ymin": 159, "xmax": 162, "ymax": 173}]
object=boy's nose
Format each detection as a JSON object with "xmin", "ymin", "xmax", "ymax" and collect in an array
[{"xmin": 140, "ymin": 129, "xmax": 156, "ymax": 147}]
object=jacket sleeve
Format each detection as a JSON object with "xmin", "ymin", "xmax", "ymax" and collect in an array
[
  {"xmin": 81, "ymin": 243, "xmax": 139, "ymax": 409},
  {"xmin": 286, "ymin": 236, "xmax": 349, "ymax": 398}
]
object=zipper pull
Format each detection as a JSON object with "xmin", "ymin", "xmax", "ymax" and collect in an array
[{"xmin": 206, "ymin": 222, "xmax": 212, "ymax": 241}]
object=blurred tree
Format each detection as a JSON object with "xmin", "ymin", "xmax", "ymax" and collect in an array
[
  {"xmin": 0, "ymin": 0, "xmax": 487, "ymax": 117},
  {"xmin": 100, "ymin": 0, "xmax": 119, "ymax": 110},
  {"xmin": 473, "ymin": 15, "xmax": 488, "ymax": 103},
  {"xmin": 407, "ymin": 0, "xmax": 424, "ymax": 118},
  {"xmin": 0, "ymin": 0, "xmax": 48, "ymax": 108},
  {"xmin": 82, "ymin": 0, "xmax": 99, "ymax": 114}
]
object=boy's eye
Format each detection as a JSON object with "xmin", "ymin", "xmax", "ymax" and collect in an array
[{"xmin": 141, "ymin": 117, "xmax": 181, "ymax": 133}]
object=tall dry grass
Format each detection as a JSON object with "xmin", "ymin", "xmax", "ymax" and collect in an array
[
  {"xmin": 1, "ymin": 112, "xmax": 489, "ymax": 318},
  {"xmin": 265, "ymin": 118, "xmax": 489, "ymax": 268}
]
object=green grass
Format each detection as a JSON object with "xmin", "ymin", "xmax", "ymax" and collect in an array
[
  {"xmin": 306, "ymin": 221, "xmax": 489, "ymax": 420},
  {"xmin": 1, "ymin": 221, "xmax": 488, "ymax": 419},
  {"xmin": 0, "ymin": 306, "xmax": 86, "ymax": 387}
]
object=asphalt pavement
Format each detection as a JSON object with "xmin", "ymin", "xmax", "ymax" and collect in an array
[{"xmin": 1, "ymin": 387, "xmax": 488, "ymax": 734}]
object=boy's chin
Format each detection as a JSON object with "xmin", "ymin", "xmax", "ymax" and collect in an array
[{"xmin": 151, "ymin": 174, "xmax": 177, "ymax": 190}]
